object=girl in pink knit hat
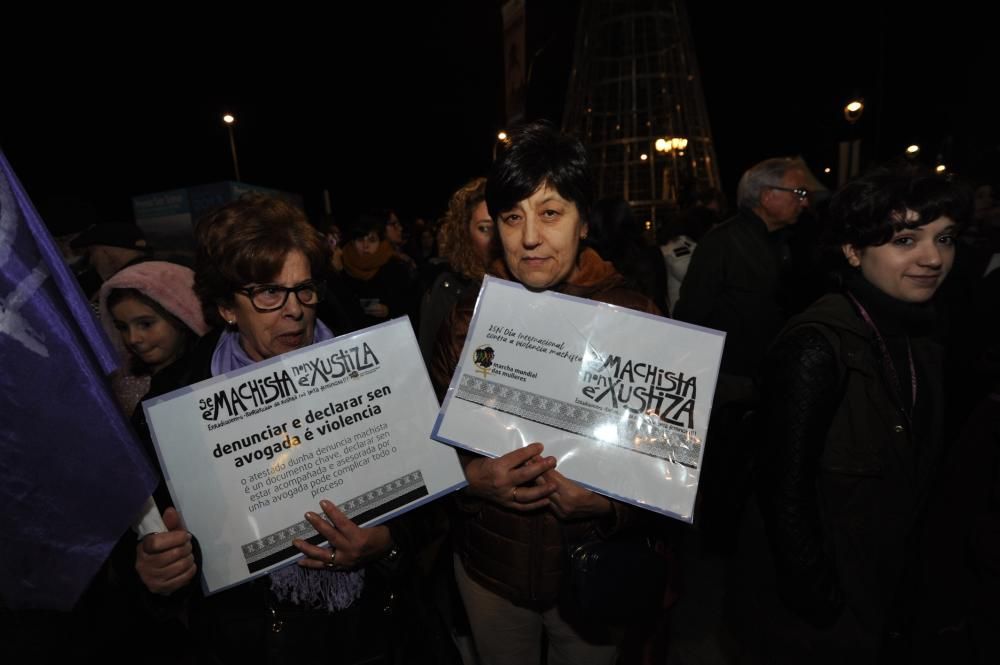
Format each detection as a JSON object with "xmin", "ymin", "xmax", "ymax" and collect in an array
[{"xmin": 98, "ymin": 261, "xmax": 210, "ymax": 417}]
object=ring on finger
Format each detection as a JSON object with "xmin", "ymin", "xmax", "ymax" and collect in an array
[
  {"xmin": 511, "ymin": 486, "xmax": 519, "ymax": 503},
  {"xmin": 324, "ymin": 549, "xmax": 337, "ymax": 568}
]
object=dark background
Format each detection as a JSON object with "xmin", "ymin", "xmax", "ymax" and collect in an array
[{"xmin": 0, "ymin": 1, "xmax": 992, "ymax": 235}]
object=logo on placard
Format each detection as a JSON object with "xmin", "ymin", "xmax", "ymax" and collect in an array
[
  {"xmin": 473, "ymin": 345, "xmax": 495, "ymax": 378},
  {"xmin": 579, "ymin": 352, "xmax": 698, "ymax": 429}
]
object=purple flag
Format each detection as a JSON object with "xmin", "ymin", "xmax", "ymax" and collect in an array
[{"xmin": 0, "ymin": 151, "xmax": 158, "ymax": 610}]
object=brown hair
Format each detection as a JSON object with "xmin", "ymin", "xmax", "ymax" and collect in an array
[
  {"xmin": 106, "ymin": 288, "xmax": 193, "ymax": 374},
  {"xmin": 440, "ymin": 177, "xmax": 493, "ymax": 280},
  {"xmin": 193, "ymin": 194, "xmax": 329, "ymax": 326}
]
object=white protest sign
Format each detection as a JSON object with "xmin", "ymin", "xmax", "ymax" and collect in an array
[
  {"xmin": 144, "ymin": 318, "xmax": 466, "ymax": 594},
  {"xmin": 432, "ymin": 277, "xmax": 725, "ymax": 522}
]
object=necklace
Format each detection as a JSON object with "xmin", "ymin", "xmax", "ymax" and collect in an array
[{"xmin": 847, "ymin": 291, "xmax": 917, "ymax": 424}]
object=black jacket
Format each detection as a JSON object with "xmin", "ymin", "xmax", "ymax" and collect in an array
[
  {"xmin": 753, "ymin": 285, "xmax": 946, "ymax": 659},
  {"xmin": 674, "ymin": 209, "xmax": 791, "ymax": 379}
]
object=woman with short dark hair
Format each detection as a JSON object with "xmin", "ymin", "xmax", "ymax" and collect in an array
[
  {"xmin": 432, "ymin": 122, "xmax": 659, "ymax": 665},
  {"xmin": 750, "ymin": 169, "xmax": 972, "ymax": 662}
]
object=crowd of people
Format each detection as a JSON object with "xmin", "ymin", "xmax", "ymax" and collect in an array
[{"xmin": 9, "ymin": 121, "xmax": 1000, "ymax": 665}]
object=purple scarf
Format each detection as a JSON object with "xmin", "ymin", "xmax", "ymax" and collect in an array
[{"xmin": 211, "ymin": 319, "xmax": 365, "ymax": 611}]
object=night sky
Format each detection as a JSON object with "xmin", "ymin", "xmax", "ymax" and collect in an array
[{"xmin": 0, "ymin": 2, "xmax": 990, "ymax": 236}]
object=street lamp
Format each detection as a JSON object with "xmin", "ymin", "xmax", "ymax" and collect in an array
[
  {"xmin": 844, "ymin": 99, "xmax": 864, "ymax": 124},
  {"xmin": 838, "ymin": 98, "xmax": 865, "ymax": 186},
  {"xmin": 493, "ymin": 130, "xmax": 510, "ymax": 161},
  {"xmin": 222, "ymin": 113, "xmax": 241, "ymax": 182}
]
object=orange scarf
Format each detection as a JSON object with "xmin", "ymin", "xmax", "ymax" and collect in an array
[{"xmin": 342, "ymin": 240, "xmax": 394, "ymax": 281}]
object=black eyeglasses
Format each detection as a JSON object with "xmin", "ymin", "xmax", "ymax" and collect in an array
[
  {"xmin": 769, "ymin": 185, "xmax": 810, "ymax": 201},
  {"xmin": 236, "ymin": 281, "xmax": 324, "ymax": 312}
]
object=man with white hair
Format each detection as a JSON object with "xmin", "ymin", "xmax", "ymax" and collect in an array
[
  {"xmin": 671, "ymin": 157, "xmax": 813, "ymax": 562},
  {"xmin": 674, "ymin": 157, "xmax": 812, "ymax": 382}
]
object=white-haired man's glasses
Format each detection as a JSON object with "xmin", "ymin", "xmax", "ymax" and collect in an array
[{"xmin": 769, "ymin": 185, "xmax": 810, "ymax": 201}]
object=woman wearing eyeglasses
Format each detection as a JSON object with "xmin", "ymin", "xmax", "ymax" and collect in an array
[
  {"xmin": 745, "ymin": 169, "xmax": 972, "ymax": 663},
  {"xmin": 127, "ymin": 194, "xmax": 421, "ymax": 664}
]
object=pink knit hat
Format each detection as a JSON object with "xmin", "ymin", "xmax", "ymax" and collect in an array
[{"xmin": 98, "ymin": 261, "xmax": 210, "ymax": 364}]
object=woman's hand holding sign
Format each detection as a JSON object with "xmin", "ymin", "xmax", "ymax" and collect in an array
[
  {"xmin": 463, "ymin": 442, "xmax": 557, "ymax": 511},
  {"xmin": 293, "ymin": 500, "xmax": 394, "ymax": 570},
  {"xmin": 539, "ymin": 468, "xmax": 614, "ymax": 520}
]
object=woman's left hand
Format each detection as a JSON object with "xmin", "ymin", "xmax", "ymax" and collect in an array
[
  {"xmin": 292, "ymin": 499, "xmax": 394, "ymax": 570},
  {"xmin": 540, "ymin": 469, "xmax": 613, "ymax": 520}
]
